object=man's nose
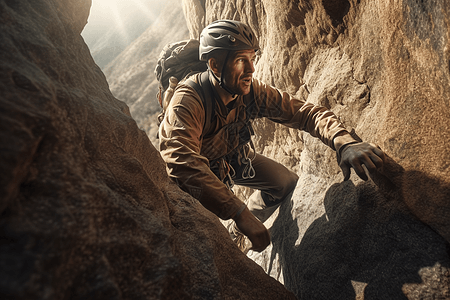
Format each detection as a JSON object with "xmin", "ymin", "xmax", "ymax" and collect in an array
[{"xmin": 246, "ymin": 60, "xmax": 255, "ymax": 73}]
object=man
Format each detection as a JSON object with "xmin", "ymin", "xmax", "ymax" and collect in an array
[{"xmin": 159, "ymin": 20, "xmax": 384, "ymax": 253}]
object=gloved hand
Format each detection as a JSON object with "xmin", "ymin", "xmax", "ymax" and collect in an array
[
  {"xmin": 338, "ymin": 142, "xmax": 385, "ymax": 181},
  {"xmin": 233, "ymin": 206, "xmax": 271, "ymax": 252}
]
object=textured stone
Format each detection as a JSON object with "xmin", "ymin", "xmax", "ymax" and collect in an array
[
  {"xmin": 182, "ymin": 0, "xmax": 450, "ymax": 299},
  {"xmin": 0, "ymin": 0, "xmax": 296, "ymax": 299}
]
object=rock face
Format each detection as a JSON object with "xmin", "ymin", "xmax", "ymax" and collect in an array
[
  {"xmin": 0, "ymin": 0, "xmax": 296, "ymax": 299},
  {"xmin": 183, "ymin": 0, "xmax": 450, "ymax": 299}
]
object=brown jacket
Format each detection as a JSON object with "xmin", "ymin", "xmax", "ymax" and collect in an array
[{"xmin": 159, "ymin": 73, "xmax": 356, "ymax": 220}]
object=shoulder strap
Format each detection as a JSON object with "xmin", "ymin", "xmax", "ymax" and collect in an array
[{"xmin": 185, "ymin": 71, "xmax": 216, "ymax": 137}]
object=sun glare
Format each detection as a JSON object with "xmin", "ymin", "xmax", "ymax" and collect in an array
[
  {"xmin": 82, "ymin": 0, "xmax": 163, "ymax": 50},
  {"xmin": 91, "ymin": 0, "xmax": 120, "ymax": 12},
  {"xmin": 90, "ymin": 0, "xmax": 156, "ymax": 18},
  {"xmin": 87, "ymin": 0, "xmax": 158, "ymax": 30},
  {"xmin": 130, "ymin": 0, "xmax": 157, "ymax": 19}
]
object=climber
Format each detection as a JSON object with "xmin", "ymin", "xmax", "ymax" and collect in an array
[{"xmin": 158, "ymin": 19, "xmax": 385, "ymax": 253}]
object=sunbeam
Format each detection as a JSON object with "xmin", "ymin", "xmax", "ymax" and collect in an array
[
  {"xmin": 82, "ymin": 0, "xmax": 166, "ymax": 68},
  {"xmin": 109, "ymin": 2, "xmax": 128, "ymax": 43},
  {"xmin": 130, "ymin": 0, "xmax": 159, "ymax": 21}
]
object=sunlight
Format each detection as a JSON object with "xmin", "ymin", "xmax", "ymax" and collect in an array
[
  {"xmin": 90, "ymin": 0, "xmax": 157, "ymax": 20},
  {"xmin": 88, "ymin": 0, "xmax": 113, "ymax": 18},
  {"xmin": 129, "ymin": 0, "xmax": 158, "ymax": 20},
  {"xmin": 104, "ymin": 0, "xmax": 158, "ymax": 43},
  {"xmin": 110, "ymin": 3, "xmax": 127, "ymax": 42},
  {"xmin": 82, "ymin": 0, "xmax": 166, "ymax": 67},
  {"xmin": 91, "ymin": 0, "xmax": 120, "ymax": 12},
  {"xmin": 86, "ymin": 0, "xmax": 160, "ymax": 34}
]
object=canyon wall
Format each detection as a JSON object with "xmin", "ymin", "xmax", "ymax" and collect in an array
[
  {"xmin": 183, "ymin": 0, "xmax": 450, "ymax": 298},
  {"xmin": 1, "ymin": 0, "xmax": 449, "ymax": 299},
  {"xmin": 0, "ymin": 0, "xmax": 295, "ymax": 299}
]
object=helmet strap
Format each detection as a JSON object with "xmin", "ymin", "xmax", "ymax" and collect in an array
[{"xmin": 208, "ymin": 51, "xmax": 237, "ymax": 97}]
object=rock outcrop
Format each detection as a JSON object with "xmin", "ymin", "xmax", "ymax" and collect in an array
[
  {"xmin": 182, "ymin": 0, "xmax": 450, "ymax": 299},
  {"xmin": 0, "ymin": 0, "xmax": 296, "ymax": 299}
]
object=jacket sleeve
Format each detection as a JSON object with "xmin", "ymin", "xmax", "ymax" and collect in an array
[
  {"xmin": 159, "ymin": 84, "xmax": 245, "ymax": 220},
  {"xmin": 251, "ymin": 79, "xmax": 356, "ymax": 149}
]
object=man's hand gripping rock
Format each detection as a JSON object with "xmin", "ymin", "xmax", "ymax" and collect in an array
[
  {"xmin": 233, "ymin": 206, "xmax": 271, "ymax": 253},
  {"xmin": 338, "ymin": 142, "xmax": 385, "ymax": 181}
]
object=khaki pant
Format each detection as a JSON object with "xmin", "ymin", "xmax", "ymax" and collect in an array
[{"xmin": 232, "ymin": 152, "xmax": 299, "ymax": 222}]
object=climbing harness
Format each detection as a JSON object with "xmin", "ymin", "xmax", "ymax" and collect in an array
[
  {"xmin": 240, "ymin": 140, "xmax": 256, "ymax": 180},
  {"xmin": 212, "ymin": 139, "xmax": 257, "ymax": 193},
  {"xmin": 223, "ymin": 158, "xmax": 236, "ymax": 191}
]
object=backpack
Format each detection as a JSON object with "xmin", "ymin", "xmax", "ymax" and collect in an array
[{"xmin": 154, "ymin": 39, "xmax": 215, "ymax": 135}]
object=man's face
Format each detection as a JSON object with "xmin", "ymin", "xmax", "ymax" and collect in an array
[{"xmin": 222, "ymin": 49, "xmax": 256, "ymax": 96}]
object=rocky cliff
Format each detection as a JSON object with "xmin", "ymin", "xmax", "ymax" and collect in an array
[
  {"xmin": 182, "ymin": 0, "xmax": 450, "ymax": 299},
  {"xmin": 0, "ymin": 0, "xmax": 295, "ymax": 299},
  {"xmin": 2, "ymin": 0, "xmax": 450, "ymax": 299}
]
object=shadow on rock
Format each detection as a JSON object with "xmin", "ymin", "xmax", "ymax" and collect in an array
[{"xmin": 269, "ymin": 155, "xmax": 450, "ymax": 299}]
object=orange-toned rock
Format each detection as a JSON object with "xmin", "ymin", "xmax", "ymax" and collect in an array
[{"xmin": 180, "ymin": 0, "xmax": 450, "ymax": 299}]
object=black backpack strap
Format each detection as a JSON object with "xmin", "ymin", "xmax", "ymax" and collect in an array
[{"xmin": 185, "ymin": 71, "xmax": 216, "ymax": 137}]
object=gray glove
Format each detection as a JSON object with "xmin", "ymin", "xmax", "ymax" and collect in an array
[{"xmin": 338, "ymin": 142, "xmax": 385, "ymax": 181}]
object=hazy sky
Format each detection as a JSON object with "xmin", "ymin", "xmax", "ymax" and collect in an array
[
  {"xmin": 86, "ymin": 0, "xmax": 157, "ymax": 27},
  {"xmin": 82, "ymin": 0, "xmax": 163, "ymax": 46}
]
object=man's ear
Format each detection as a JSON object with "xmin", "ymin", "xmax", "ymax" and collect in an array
[{"xmin": 208, "ymin": 58, "xmax": 220, "ymax": 75}]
